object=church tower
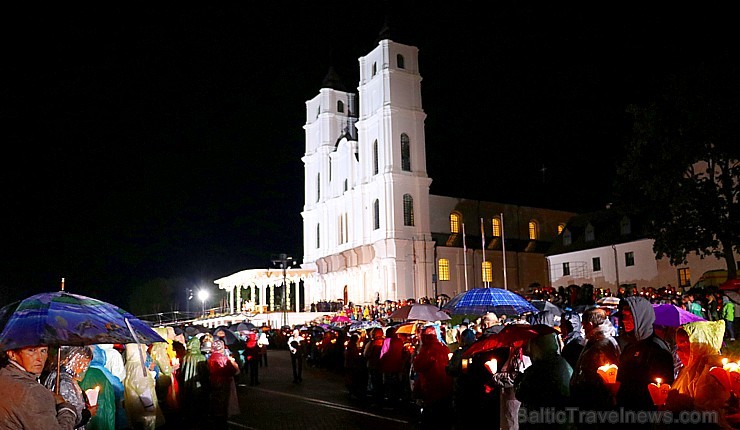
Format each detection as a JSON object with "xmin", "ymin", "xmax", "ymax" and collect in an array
[{"xmin": 301, "ymin": 33, "xmax": 434, "ymax": 305}]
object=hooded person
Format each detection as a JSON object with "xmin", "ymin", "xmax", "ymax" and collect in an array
[
  {"xmin": 79, "ymin": 344, "xmax": 123, "ymax": 430},
  {"xmin": 615, "ymin": 296, "xmax": 675, "ymax": 413},
  {"xmin": 43, "ymin": 346, "xmax": 98, "ymax": 430},
  {"xmin": 207, "ymin": 339, "xmax": 240, "ymax": 425},
  {"xmin": 123, "ymin": 343, "xmax": 165, "ymax": 430},
  {"xmin": 515, "ymin": 328, "xmax": 573, "ymax": 429},
  {"xmin": 178, "ymin": 336, "xmax": 209, "ymax": 428},
  {"xmin": 243, "ymin": 331, "xmax": 261, "ymax": 386},
  {"xmin": 559, "ymin": 310, "xmax": 585, "ymax": 369},
  {"xmin": 412, "ymin": 325, "xmax": 454, "ymax": 429},
  {"xmin": 666, "ymin": 320, "xmax": 731, "ymax": 428}
]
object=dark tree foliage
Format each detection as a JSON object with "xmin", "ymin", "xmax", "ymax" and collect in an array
[{"xmin": 614, "ymin": 63, "xmax": 739, "ymax": 281}]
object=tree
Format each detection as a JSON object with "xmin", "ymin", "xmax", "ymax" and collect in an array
[{"xmin": 614, "ymin": 63, "xmax": 739, "ymax": 281}]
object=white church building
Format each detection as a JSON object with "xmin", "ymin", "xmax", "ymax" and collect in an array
[{"xmin": 214, "ymin": 31, "xmax": 576, "ymax": 315}]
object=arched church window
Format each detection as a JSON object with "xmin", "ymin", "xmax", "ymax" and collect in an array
[
  {"xmin": 403, "ymin": 194, "xmax": 414, "ymax": 226},
  {"xmin": 373, "ymin": 140, "xmax": 379, "ymax": 175},
  {"xmin": 401, "ymin": 133, "xmax": 411, "ymax": 171},
  {"xmin": 373, "ymin": 199, "xmax": 380, "ymax": 230}
]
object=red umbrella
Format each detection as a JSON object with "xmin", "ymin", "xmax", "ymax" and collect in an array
[{"xmin": 462, "ymin": 323, "xmax": 557, "ymax": 358}]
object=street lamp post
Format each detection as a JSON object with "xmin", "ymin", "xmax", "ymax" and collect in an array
[
  {"xmin": 272, "ymin": 253, "xmax": 293, "ymax": 327},
  {"xmin": 198, "ymin": 289, "xmax": 209, "ymax": 319}
]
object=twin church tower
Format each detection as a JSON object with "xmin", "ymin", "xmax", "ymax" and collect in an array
[{"xmin": 301, "ymin": 37, "xmax": 433, "ymax": 304}]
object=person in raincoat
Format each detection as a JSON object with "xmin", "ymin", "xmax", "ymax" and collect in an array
[
  {"xmin": 207, "ymin": 339, "xmax": 240, "ymax": 426},
  {"xmin": 243, "ymin": 331, "xmax": 261, "ymax": 386},
  {"xmin": 123, "ymin": 343, "xmax": 165, "ymax": 430},
  {"xmin": 177, "ymin": 336, "xmax": 209, "ymax": 430},
  {"xmin": 80, "ymin": 345, "xmax": 121, "ymax": 430},
  {"xmin": 96, "ymin": 344, "xmax": 127, "ymax": 430},
  {"xmin": 515, "ymin": 330, "xmax": 573, "ymax": 429},
  {"xmin": 666, "ymin": 320, "xmax": 731, "ymax": 428},
  {"xmin": 412, "ymin": 325, "xmax": 454, "ymax": 429},
  {"xmin": 44, "ymin": 346, "xmax": 98, "ymax": 430}
]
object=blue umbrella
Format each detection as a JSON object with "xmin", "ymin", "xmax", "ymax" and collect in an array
[
  {"xmin": 442, "ymin": 287, "xmax": 538, "ymax": 316},
  {"xmin": 0, "ymin": 291, "xmax": 166, "ymax": 351}
]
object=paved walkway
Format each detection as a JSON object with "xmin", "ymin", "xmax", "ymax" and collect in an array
[{"xmin": 223, "ymin": 348, "xmax": 419, "ymax": 430}]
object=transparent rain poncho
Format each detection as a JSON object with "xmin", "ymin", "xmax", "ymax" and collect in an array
[
  {"xmin": 43, "ymin": 346, "xmax": 94, "ymax": 429},
  {"xmin": 123, "ymin": 343, "xmax": 165, "ymax": 430}
]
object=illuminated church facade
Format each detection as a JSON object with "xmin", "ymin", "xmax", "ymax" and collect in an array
[{"xmin": 299, "ymin": 34, "xmax": 576, "ymax": 307}]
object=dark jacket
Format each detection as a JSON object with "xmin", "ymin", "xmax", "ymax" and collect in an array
[
  {"xmin": 516, "ymin": 333, "xmax": 573, "ymax": 412},
  {"xmin": 570, "ymin": 322, "xmax": 621, "ymax": 410},
  {"xmin": 560, "ymin": 311, "xmax": 585, "ymax": 370},
  {"xmin": 616, "ymin": 296, "xmax": 675, "ymax": 411}
]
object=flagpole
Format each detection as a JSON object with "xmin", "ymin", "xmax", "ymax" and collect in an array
[
  {"xmin": 462, "ymin": 223, "xmax": 469, "ymax": 291},
  {"xmin": 481, "ymin": 218, "xmax": 487, "ymax": 288},
  {"xmin": 501, "ymin": 212, "xmax": 508, "ymax": 290}
]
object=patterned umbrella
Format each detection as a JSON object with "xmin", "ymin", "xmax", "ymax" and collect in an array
[
  {"xmin": 0, "ymin": 291, "xmax": 165, "ymax": 351},
  {"xmin": 442, "ymin": 287, "xmax": 538, "ymax": 316}
]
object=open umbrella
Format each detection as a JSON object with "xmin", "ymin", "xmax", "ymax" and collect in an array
[
  {"xmin": 596, "ymin": 296, "xmax": 621, "ymax": 308},
  {"xmin": 330, "ymin": 314, "xmax": 351, "ymax": 323},
  {"xmin": 0, "ymin": 291, "xmax": 165, "ymax": 351},
  {"xmin": 530, "ymin": 300, "xmax": 563, "ymax": 317},
  {"xmin": 652, "ymin": 303, "xmax": 706, "ymax": 327},
  {"xmin": 462, "ymin": 323, "xmax": 557, "ymax": 358},
  {"xmin": 442, "ymin": 288, "xmax": 538, "ymax": 316},
  {"xmin": 389, "ymin": 303, "xmax": 451, "ymax": 321},
  {"xmin": 212, "ymin": 326, "xmax": 242, "ymax": 347}
]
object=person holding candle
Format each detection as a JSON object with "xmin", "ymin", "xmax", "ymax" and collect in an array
[
  {"xmin": 80, "ymin": 345, "xmax": 119, "ymax": 430},
  {"xmin": 570, "ymin": 306, "xmax": 621, "ymax": 423},
  {"xmin": 615, "ymin": 296, "xmax": 675, "ymax": 414},
  {"xmin": 665, "ymin": 320, "xmax": 731, "ymax": 428},
  {"xmin": 43, "ymin": 346, "xmax": 99, "ymax": 430},
  {"xmin": 445, "ymin": 328, "xmax": 482, "ymax": 429}
]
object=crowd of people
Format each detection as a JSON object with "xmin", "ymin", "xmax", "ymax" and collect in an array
[
  {"xmin": 0, "ymin": 324, "xmax": 274, "ymax": 429},
  {"xmin": 1, "ymin": 281, "xmax": 738, "ymax": 429}
]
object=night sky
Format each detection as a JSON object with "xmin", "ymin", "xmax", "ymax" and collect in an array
[{"xmin": 0, "ymin": 3, "xmax": 734, "ymax": 309}]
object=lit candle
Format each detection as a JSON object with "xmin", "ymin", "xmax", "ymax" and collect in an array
[
  {"xmin": 597, "ymin": 363, "xmax": 618, "ymax": 384},
  {"xmin": 485, "ymin": 358, "xmax": 498, "ymax": 374},
  {"xmin": 85, "ymin": 386, "xmax": 100, "ymax": 406},
  {"xmin": 648, "ymin": 378, "xmax": 671, "ymax": 406}
]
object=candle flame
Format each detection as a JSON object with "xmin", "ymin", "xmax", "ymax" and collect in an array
[
  {"xmin": 655, "ymin": 377, "xmax": 662, "ymax": 386},
  {"xmin": 722, "ymin": 357, "xmax": 729, "ymax": 366}
]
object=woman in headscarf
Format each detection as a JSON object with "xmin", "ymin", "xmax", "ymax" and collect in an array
[
  {"xmin": 123, "ymin": 343, "xmax": 165, "ymax": 430},
  {"xmin": 666, "ymin": 320, "xmax": 731, "ymax": 428},
  {"xmin": 207, "ymin": 339, "xmax": 240, "ymax": 426},
  {"xmin": 44, "ymin": 346, "xmax": 98, "ymax": 430}
]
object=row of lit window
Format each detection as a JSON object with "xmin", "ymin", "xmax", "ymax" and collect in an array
[{"xmin": 450, "ymin": 213, "xmax": 565, "ymax": 241}]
